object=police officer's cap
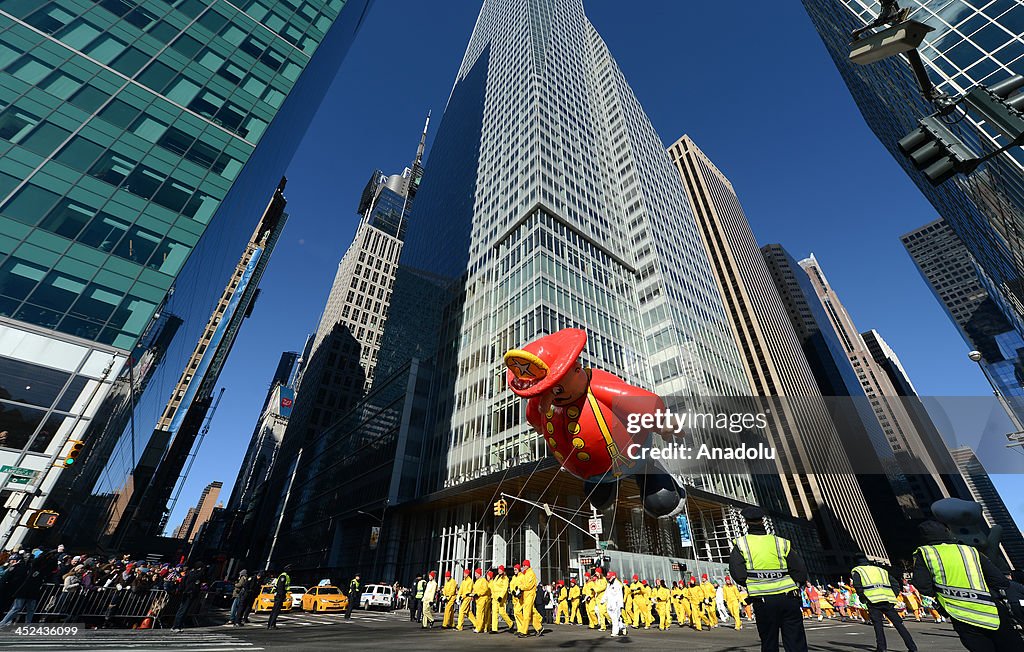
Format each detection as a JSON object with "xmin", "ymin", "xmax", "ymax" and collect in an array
[
  {"xmin": 740, "ymin": 506, "xmax": 765, "ymax": 521},
  {"xmin": 918, "ymin": 520, "xmax": 954, "ymax": 543}
]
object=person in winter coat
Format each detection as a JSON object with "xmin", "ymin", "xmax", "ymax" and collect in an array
[
  {"xmin": 230, "ymin": 570, "xmax": 250, "ymax": 626},
  {"xmin": 601, "ymin": 571, "xmax": 627, "ymax": 637},
  {"xmin": 0, "ymin": 552, "xmax": 53, "ymax": 627}
]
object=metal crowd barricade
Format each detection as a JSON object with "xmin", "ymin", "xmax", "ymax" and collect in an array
[{"xmin": 35, "ymin": 583, "xmax": 172, "ymax": 625}]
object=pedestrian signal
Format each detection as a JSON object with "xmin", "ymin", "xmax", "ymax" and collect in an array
[
  {"xmin": 28, "ymin": 510, "xmax": 59, "ymax": 528},
  {"xmin": 493, "ymin": 499, "xmax": 508, "ymax": 516}
]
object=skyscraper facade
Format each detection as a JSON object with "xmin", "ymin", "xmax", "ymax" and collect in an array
[
  {"xmin": 104, "ymin": 179, "xmax": 289, "ymax": 546},
  {"xmin": 286, "ymin": 117, "xmax": 427, "ymax": 447},
  {"xmin": 0, "ymin": 0, "xmax": 372, "ymax": 547},
  {"xmin": 762, "ymin": 243, "xmax": 921, "ymax": 558},
  {"xmin": 265, "ymin": 0, "xmax": 774, "ymax": 582},
  {"xmin": 902, "ymin": 218, "xmax": 1024, "ymax": 424},
  {"xmin": 172, "ymin": 479, "xmax": 221, "ymax": 543},
  {"xmin": 800, "ymin": 254, "xmax": 956, "ymax": 510},
  {"xmin": 950, "ymin": 446, "xmax": 1024, "ymax": 569},
  {"xmin": 670, "ymin": 135, "xmax": 888, "ymax": 568},
  {"xmin": 802, "ymin": 0, "xmax": 1024, "ymax": 392}
]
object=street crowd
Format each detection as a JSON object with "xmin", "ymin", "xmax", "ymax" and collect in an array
[
  {"xmin": 391, "ymin": 509, "xmax": 1024, "ymax": 651},
  {"xmin": 0, "ymin": 545, "xmax": 215, "ymax": 630}
]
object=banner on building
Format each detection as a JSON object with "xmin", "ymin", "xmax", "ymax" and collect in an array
[
  {"xmin": 369, "ymin": 526, "xmax": 380, "ymax": 550},
  {"xmin": 676, "ymin": 514, "xmax": 692, "ymax": 548}
]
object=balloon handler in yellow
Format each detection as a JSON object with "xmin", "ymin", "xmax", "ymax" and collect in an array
[{"xmin": 503, "ymin": 328, "xmax": 686, "ymax": 517}]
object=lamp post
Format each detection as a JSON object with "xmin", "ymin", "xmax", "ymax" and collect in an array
[
  {"xmin": 967, "ymin": 351, "xmax": 1024, "ymax": 447},
  {"xmin": 358, "ymin": 499, "xmax": 389, "ymax": 581}
]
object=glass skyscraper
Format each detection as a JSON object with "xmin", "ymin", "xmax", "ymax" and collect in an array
[
  {"xmin": 0, "ymin": 0, "xmax": 372, "ymax": 547},
  {"xmin": 802, "ymin": 0, "xmax": 1024, "ymax": 407},
  {"xmin": 263, "ymin": 0, "xmax": 773, "ymax": 582},
  {"xmin": 902, "ymin": 219, "xmax": 1024, "ymax": 424}
]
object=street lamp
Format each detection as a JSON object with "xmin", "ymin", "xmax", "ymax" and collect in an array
[{"xmin": 967, "ymin": 351, "xmax": 1024, "ymax": 447}]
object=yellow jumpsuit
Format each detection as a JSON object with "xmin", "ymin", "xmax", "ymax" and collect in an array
[
  {"xmin": 722, "ymin": 583, "xmax": 742, "ymax": 630},
  {"xmin": 583, "ymin": 580, "xmax": 597, "ymax": 628},
  {"xmin": 592, "ymin": 576, "xmax": 608, "ymax": 630},
  {"xmin": 685, "ymin": 584, "xmax": 706, "ymax": 630},
  {"xmin": 631, "ymin": 582, "xmax": 652, "ymax": 628},
  {"xmin": 556, "ymin": 585, "xmax": 569, "ymax": 624},
  {"xmin": 655, "ymin": 585, "xmax": 672, "ymax": 630},
  {"xmin": 672, "ymin": 585, "xmax": 689, "ymax": 626},
  {"xmin": 517, "ymin": 566, "xmax": 543, "ymax": 635},
  {"xmin": 456, "ymin": 575, "xmax": 474, "ymax": 630},
  {"xmin": 700, "ymin": 580, "xmax": 718, "ymax": 627},
  {"xmin": 471, "ymin": 575, "xmax": 490, "ymax": 632},
  {"xmin": 568, "ymin": 583, "xmax": 582, "ymax": 624},
  {"xmin": 442, "ymin": 578, "xmax": 458, "ymax": 628},
  {"xmin": 490, "ymin": 574, "xmax": 513, "ymax": 631},
  {"xmin": 642, "ymin": 584, "xmax": 656, "ymax": 627}
]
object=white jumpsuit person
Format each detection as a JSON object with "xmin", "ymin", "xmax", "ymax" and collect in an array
[{"xmin": 601, "ymin": 573, "xmax": 626, "ymax": 637}]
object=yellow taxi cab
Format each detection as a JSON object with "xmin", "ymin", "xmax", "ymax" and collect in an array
[
  {"xmin": 301, "ymin": 585, "xmax": 349, "ymax": 612},
  {"xmin": 253, "ymin": 584, "xmax": 292, "ymax": 613}
]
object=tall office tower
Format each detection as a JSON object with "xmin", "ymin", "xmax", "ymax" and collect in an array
[
  {"xmin": 0, "ymin": 0, "xmax": 372, "ymax": 547},
  {"xmin": 267, "ymin": 0, "xmax": 766, "ymax": 581},
  {"xmin": 105, "ymin": 179, "xmax": 288, "ymax": 547},
  {"xmin": 670, "ymin": 135, "xmax": 888, "ymax": 568},
  {"xmin": 802, "ymin": 1, "xmax": 1024, "ymax": 379},
  {"xmin": 226, "ymin": 351, "xmax": 297, "ymax": 517},
  {"xmin": 219, "ymin": 351, "xmax": 296, "ymax": 566},
  {"xmin": 285, "ymin": 116, "xmax": 427, "ymax": 448},
  {"xmin": 171, "ymin": 480, "xmax": 221, "ymax": 543},
  {"xmin": 862, "ymin": 328, "xmax": 972, "ymax": 496},
  {"xmin": 800, "ymin": 254, "xmax": 956, "ymax": 510},
  {"xmin": 902, "ymin": 219, "xmax": 1024, "ymax": 425},
  {"xmin": 950, "ymin": 447, "xmax": 1024, "ymax": 569},
  {"xmin": 762, "ymin": 243, "xmax": 921, "ymax": 558}
]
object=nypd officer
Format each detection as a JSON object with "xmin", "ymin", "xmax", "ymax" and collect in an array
[
  {"xmin": 912, "ymin": 520, "xmax": 1022, "ymax": 651},
  {"xmin": 729, "ymin": 506, "xmax": 808, "ymax": 652},
  {"xmin": 851, "ymin": 554, "xmax": 917, "ymax": 652}
]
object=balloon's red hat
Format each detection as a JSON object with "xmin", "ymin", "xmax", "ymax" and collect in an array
[{"xmin": 504, "ymin": 329, "xmax": 586, "ymax": 397}]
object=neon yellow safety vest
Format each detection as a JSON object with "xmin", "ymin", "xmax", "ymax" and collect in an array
[
  {"xmin": 917, "ymin": 544, "xmax": 999, "ymax": 631},
  {"xmin": 851, "ymin": 565, "xmax": 896, "ymax": 605},
  {"xmin": 734, "ymin": 534, "xmax": 798, "ymax": 596}
]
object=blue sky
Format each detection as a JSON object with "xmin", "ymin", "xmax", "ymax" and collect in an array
[{"xmin": 163, "ymin": 1, "xmax": 1024, "ymax": 533}]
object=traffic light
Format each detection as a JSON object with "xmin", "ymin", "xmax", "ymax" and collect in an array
[
  {"xmin": 964, "ymin": 75, "xmax": 1024, "ymax": 143},
  {"xmin": 62, "ymin": 439, "xmax": 84, "ymax": 467},
  {"xmin": 27, "ymin": 510, "xmax": 59, "ymax": 529},
  {"xmin": 493, "ymin": 499, "xmax": 508, "ymax": 516},
  {"xmin": 897, "ymin": 115, "xmax": 977, "ymax": 185}
]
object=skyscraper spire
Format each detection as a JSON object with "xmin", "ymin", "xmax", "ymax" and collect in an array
[{"xmin": 414, "ymin": 110, "xmax": 431, "ymax": 167}]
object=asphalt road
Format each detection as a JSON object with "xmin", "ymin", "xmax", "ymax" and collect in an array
[{"xmin": 0, "ymin": 608, "xmax": 972, "ymax": 651}]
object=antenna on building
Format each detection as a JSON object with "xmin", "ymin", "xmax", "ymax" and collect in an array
[{"xmin": 415, "ymin": 110, "xmax": 431, "ymax": 167}]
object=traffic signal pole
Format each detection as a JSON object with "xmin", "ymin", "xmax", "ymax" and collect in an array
[{"xmin": 0, "ymin": 355, "xmax": 120, "ymax": 548}]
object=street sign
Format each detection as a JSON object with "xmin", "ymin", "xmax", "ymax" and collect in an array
[
  {"xmin": 0, "ymin": 465, "xmax": 36, "ymax": 476},
  {"xmin": 588, "ymin": 517, "xmax": 603, "ymax": 535},
  {"xmin": 8, "ymin": 476, "xmax": 30, "ymax": 485}
]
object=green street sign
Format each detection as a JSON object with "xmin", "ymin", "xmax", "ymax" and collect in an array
[
  {"xmin": 8, "ymin": 476, "xmax": 31, "ymax": 485},
  {"xmin": 0, "ymin": 465, "xmax": 35, "ymax": 476}
]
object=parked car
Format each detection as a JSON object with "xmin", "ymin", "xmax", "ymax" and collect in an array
[
  {"xmin": 253, "ymin": 585, "xmax": 292, "ymax": 613},
  {"xmin": 207, "ymin": 581, "xmax": 234, "ymax": 609},
  {"xmin": 288, "ymin": 586, "xmax": 307, "ymax": 609},
  {"xmin": 302, "ymin": 585, "xmax": 348, "ymax": 612},
  {"xmin": 360, "ymin": 584, "xmax": 393, "ymax": 610}
]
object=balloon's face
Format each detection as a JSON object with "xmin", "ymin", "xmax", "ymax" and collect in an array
[{"xmin": 537, "ymin": 362, "xmax": 589, "ymax": 411}]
